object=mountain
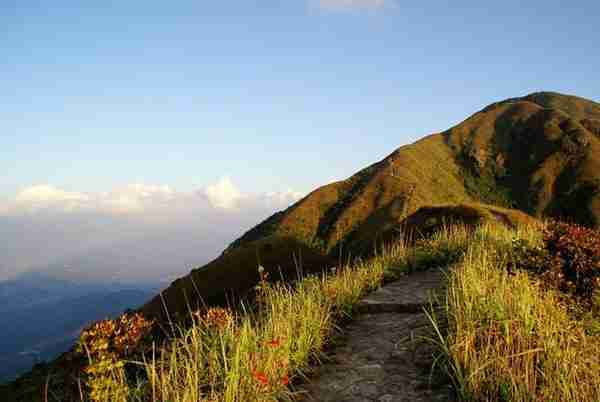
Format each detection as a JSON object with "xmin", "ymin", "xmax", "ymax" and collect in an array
[
  {"xmin": 0, "ymin": 272, "xmax": 93, "ymax": 314},
  {"xmin": 142, "ymin": 91, "xmax": 600, "ymax": 320},
  {"xmin": 3, "ymin": 91, "xmax": 599, "ymax": 399}
]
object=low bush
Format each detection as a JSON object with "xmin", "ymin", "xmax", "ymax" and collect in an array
[
  {"xmin": 511, "ymin": 220, "xmax": 600, "ymax": 305},
  {"xmin": 77, "ymin": 313, "xmax": 154, "ymax": 402}
]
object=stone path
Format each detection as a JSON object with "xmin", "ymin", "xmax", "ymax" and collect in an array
[{"xmin": 297, "ymin": 269, "xmax": 455, "ymax": 402}]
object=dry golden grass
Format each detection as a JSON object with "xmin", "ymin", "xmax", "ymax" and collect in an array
[
  {"xmin": 428, "ymin": 224, "xmax": 600, "ymax": 402},
  {"xmin": 82, "ymin": 238, "xmax": 409, "ymax": 402}
]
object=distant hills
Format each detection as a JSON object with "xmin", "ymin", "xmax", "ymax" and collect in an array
[
  {"xmin": 0, "ymin": 273, "xmax": 153, "ymax": 381},
  {"xmin": 143, "ymin": 91, "xmax": 600, "ymax": 320}
]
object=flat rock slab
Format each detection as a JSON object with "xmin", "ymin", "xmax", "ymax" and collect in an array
[
  {"xmin": 356, "ymin": 269, "xmax": 446, "ymax": 314},
  {"xmin": 297, "ymin": 269, "xmax": 454, "ymax": 402}
]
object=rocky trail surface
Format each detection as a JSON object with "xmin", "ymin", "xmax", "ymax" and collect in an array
[{"xmin": 298, "ymin": 269, "xmax": 455, "ymax": 402}]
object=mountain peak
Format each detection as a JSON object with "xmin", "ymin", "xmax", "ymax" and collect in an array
[{"xmin": 502, "ymin": 91, "xmax": 600, "ymax": 120}]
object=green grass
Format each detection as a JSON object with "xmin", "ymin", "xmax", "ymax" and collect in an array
[
  {"xmin": 17, "ymin": 213, "xmax": 600, "ymax": 402},
  {"xmin": 78, "ymin": 237, "xmax": 411, "ymax": 402},
  {"xmin": 106, "ymin": 223, "xmax": 584, "ymax": 402},
  {"xmin": 427, "ymin": 223, "xmax": 600, "ymax": 402}
]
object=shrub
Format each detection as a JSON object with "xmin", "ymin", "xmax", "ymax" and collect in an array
[
  {"xmin": 512, "ymin": 221, "xmax": 600, "ymax": 305},
  {"xmin": 77, "ymin": 312, "xmax": 154, "ymax": 402}
]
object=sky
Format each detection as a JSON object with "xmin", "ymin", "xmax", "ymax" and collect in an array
[{"xmin": 0, "ymin": 0, "xmax": 599, "ymax": 282}]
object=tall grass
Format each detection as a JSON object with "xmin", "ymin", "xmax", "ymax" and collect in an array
[
  {"xmin": 139, "ymin": 263, "xmax": 389, "ymax": 401},
  {"xmin": 78, "ymin": 222, "xmax": 600, "ymax": 402},
  {"xmin": 142, "ymin": 280, "xmax": 331, "ymax": 402},
  {"xmin": 81, "ymin": 238, "xmax": 409, "ymax": 402},
  {"xmin": 429, "ymin": 224, "xmax": 600, "ymax": 402}
]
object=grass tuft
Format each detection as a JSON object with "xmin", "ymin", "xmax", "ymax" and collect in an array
[{"xmin": 428, "ymin": 224, "xmax": 600, "ymax": 402}]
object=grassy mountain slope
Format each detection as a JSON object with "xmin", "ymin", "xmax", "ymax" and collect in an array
[
  {"xmin": 142, "ymin": 91, "xmax": 600, "ymax": 321},
  {"xmin": 228, "ymin": 133, "xmax": 472, "ymax": 254},
  {"xmin": 230, "ymin": 91, "xmax": 600, "ymax": 254},
  {"xmin": 445, "ymin": 91, "xmax": 600, "ymax": 225},
  {"xmin": 142, "ymin": 237, "xmax": 335, "ymax": 322}
]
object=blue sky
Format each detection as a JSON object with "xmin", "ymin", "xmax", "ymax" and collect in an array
[{"xmin": 1, "ymin": 0, "xmax": 599, "ymax": 197}]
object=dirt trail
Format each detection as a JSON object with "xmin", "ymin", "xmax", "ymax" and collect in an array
[{"xmin": 297, "ymin": 269, "xmax": 455, "ymax": 402}]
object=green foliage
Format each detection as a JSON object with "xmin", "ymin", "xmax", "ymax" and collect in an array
[
  {"xmin": 546, "ymin": 181, "xmax": 600, "ymax": 228},
  {"xmin": 408, "ymin": 238, "xmax": 465, "ymax": 272},
  {"xmin": 461, "ymin": 167, "xmax": 515, "ymax": 208}
]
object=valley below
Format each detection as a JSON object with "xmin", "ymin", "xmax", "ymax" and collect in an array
[{"xmin": 0, "ymin": 274, "xmax": 154, "ymax": 381}]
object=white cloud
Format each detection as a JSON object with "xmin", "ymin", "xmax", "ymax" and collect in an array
[
  {"xmin": 15, "ymin": 185, "xmax": 88, "ymax": 203},
  {"xmin": 14, "ymin": 185, "xmax": 90, "ymax": 212},
  {"xmin": 1, "ymin": 179, "xmax": 272, "ymax": 216},
  {"xmin": 314, "ymin": 0, "xmax": 390, "ymax": 11},
  {"xmin": 262, "ymin": 189, "xmax": 305, "ymax": 208},
  {"xmin": 0, "ymin": 178, "xmax": 305, "ymax": 283},
  {"xmin": 4, "ymin": 183, "xmax": 179, "ymax": 215},
  {"xmin": 97, "ymin": 184, "xmax": 176, "ymax": 214},
  {"xmin": 204, "ymin": 177, "xmax": 242, "ymax": 210}
]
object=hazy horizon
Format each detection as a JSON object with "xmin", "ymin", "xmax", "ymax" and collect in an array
[{"xmin": 0, "ymin": 178, "xmax": 304, "ymax": 283}]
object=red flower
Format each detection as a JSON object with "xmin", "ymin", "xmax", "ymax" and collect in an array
[
  {"xmin": 280, "ymin": 374, "xmax": 290, "ymax": 386},
  {"xmin": 267, "ymin": 338, "xmax": 281, "ymax": 348},
  {"xmin": 252, "ymin": 370, "xmax": 269, "ymax": 387}
]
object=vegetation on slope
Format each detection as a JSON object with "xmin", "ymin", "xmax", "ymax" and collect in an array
[
  {"xmin": 49, "ymin": 234, "xmax": 412, "ymax": 401},
  {"xmin": 232, "ymin": 92, "xmax": 600, "ymax": 257},
  {"xmin": 6, "ymin": 205, "xmax": 600, "ymax": 401},
  {"xmin": 142, "ymin": 237, "xmax": 336, "ymax": 323},
  {"xmin": 148, "ymin": 91, "xmax": 600, "ymax": 326},
  {"xmin": 445, "ymin": 92, "xmax": 600, "ymax": 226},
  {"xmin": 429, "ymin": 222, "xmax": 600, "ymax": 401},
  {"xmin": 375, "ymin": 202, "xmax": 536, "ymax": 251},
  {"xmin": 83, "ymin": 214, "xmax": 600, "ymax": 402}
]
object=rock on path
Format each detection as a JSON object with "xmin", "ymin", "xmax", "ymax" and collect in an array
[{"xmin": 297, "ymin": 269, "xmax": 455, "ymax": 402}]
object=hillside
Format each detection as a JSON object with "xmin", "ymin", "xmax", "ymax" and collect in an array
[
  {"xmin": 143, "ymin": 91, "xmax": 600, "ymax": 320},
  {"xmin": 228, "ymin": 91, "xmax": 600, "ymax": 252}
]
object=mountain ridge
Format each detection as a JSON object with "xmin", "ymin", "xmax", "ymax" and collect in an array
[{"xmin": 142, "ymin": 91, "xmax": 600, "ymax": 321}]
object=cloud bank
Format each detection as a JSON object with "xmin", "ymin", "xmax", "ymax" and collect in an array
[{"xmin": 0, "ymin": 178, "xmax": 304, "ymax": 284}]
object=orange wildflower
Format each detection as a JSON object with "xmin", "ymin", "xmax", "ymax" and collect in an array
[
  {"xmin": 252, "ymin": 370, "xmax": 269, "ymax": 387},
  {"xmin": 267, "ymin": 338, "xmax": 281, "ymax": 348}
]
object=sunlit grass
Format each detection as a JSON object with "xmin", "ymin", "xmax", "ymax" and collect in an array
[
  {"xmin": 78, "ymin": 221, "xmax": 600, "ymax": 402},
  {"xmin": 428, "ymin": 224, "xmax": 600, "ymax": 402},
  {"xmin": 137, "ymin": 259, "xmax": 390, "ymax": 401},
  {"xmin": 81, "ymin": 237, "xmax": 408, "ymax": 402}
]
